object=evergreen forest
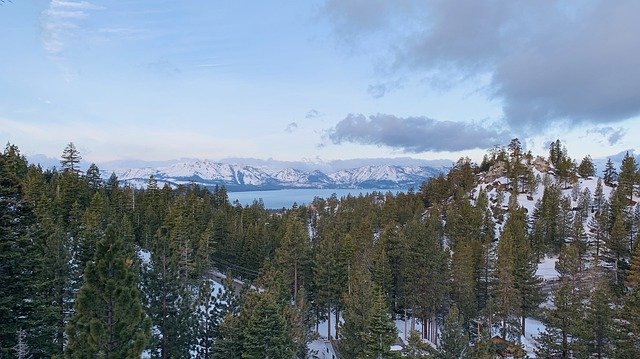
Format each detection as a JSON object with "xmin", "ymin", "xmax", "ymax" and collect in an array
[{"xmin": 1, "ymin": 140, "xmax": 640, "ymax": 358}]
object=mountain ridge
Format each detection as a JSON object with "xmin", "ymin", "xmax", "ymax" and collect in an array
[{"xmin": 111, "ymin": 159, "xmax": 445, "ymax": 191}]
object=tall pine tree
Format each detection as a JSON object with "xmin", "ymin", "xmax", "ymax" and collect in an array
[{"xmin": 64, "ymin": 224, "xmax": 150, "ymax": 358}]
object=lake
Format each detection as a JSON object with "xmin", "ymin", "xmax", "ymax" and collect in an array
[{"xmin": 227, "ymin": 188, "xmax": 410, "ymax": 209}]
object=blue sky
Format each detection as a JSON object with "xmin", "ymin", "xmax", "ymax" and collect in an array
[{"xmin": 1, "ymin": 0, "xmax": 639, "ymax": 164}]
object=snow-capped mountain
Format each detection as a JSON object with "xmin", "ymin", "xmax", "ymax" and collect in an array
[
  {"xmin": 329, "ymin": 165, "xmax": 442, "ymax": 188},
  {"xmin": 109, "ymin": 160, "xmax": 444, "ymax": 191}
]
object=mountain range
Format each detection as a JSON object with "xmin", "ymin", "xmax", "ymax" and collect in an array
[{"xmin": 110, "ymin": 159, "xmax": 447, "ymax": 191}]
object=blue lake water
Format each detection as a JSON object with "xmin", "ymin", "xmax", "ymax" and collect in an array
[{"xmin": 228, "ymin": 188, "xmax": 409, "ymax": 209}]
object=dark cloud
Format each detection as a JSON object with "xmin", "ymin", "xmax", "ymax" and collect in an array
[
  {"xmin": 494, "ymin": 1, "xmax": 640, "ymax": 131},
  {"xmin": 328, "ymin": 113, "xmax": 510, "ymax": 152},
  {"xmin": 587, "ymin": 127, "xmax": 626, "ymax": 146},
  {"xmin": 324, "ymin": 0, "xmax": 640, "ymax": 132},
  {"xmin": 284, "ymin": 122, "xmax": 298, "ymax": 133},
  {"xmin": 322, "ymin": 0, "xmax": 422, "ymax": 40}
]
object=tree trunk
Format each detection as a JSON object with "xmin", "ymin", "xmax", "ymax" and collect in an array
[
  {"xmin": 327, "ymin": 306, "xmax": 332, "ymax": 340},
  {"xmin": 107, "ymin": 296, "xmax": 114, "ymax": 356},
  {"xmin": 335, "ymin": 309, "xmax": 340, "ymax": 339},
  {"xmin": 404, "ymin": 309, "xmax": 407, "ymax": 341},
  {"xmin": 410, "ymin": 306, "xmax": 415, "ymax": 333},
  {"xmin": 562, "ymin": 317, "xmax": 568, "ymax": 359}
]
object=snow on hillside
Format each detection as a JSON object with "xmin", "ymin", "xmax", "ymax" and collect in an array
[
  {"xmin": 536, "ymin": 256, "xmax": 559, "ymax": 281},
  {"xmin": 522, "ymin": 317, "xmax": 546, "ymax": 357},
  {"xmin": 330, "ymin": 165, "xmax": 439, "ymax": 185}
]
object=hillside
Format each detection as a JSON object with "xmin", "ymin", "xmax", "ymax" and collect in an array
[{"xmin": 3, "ymin": 142, "xmax": 640, "ymax": 359}]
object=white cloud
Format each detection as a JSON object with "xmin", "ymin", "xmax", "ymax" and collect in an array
[{"xmin": 41, "ymin": 0, "xmax": 103, "ymax": 56}]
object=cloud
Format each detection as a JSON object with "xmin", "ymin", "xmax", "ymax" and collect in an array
[
  {"xmin": 587, "ymin": 127, "xmax": 626, "ymax": 146},
  {"xmin": 284, "ymin": 122, "xmax": 298, "ymax": 133},
  {"xmin": 327, "ymin": 113, "xmax": 510, "ymax": 152},
  {"xmin": 305, "ymin": 109, "xmax": 324, "ymax": 119},
  {"xmin": 322, "ymin": 0, "xmax": 424, "ymax": 42},
  {"xmin": 367, "ymin": 79, "xmax": 402, "ymax": 98},
  {"xmin": 41, "ymin": 0, "xmax": 103, "ymax": 56},
  {"xmin": 323, "ymin": 1, "xmax": 640, "ymax": 133}
]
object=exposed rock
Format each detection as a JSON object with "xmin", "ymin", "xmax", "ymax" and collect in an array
[
  {"xmin": 533, "ymin": 156, "xmax": 551, "ymax": 173},
  {"xmin": 484, "ymin": 160, "xmax": 508, "ymax": 182}
]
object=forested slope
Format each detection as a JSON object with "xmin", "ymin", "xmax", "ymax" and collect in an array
[{"xmin": 1, "ymin": 140, "xmax": 639, "ymax": 358}]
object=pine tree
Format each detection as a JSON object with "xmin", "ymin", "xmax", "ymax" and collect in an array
[
  {"xmin": 578, "ymin": 187, "xmax": 591, "ymax": 220},
  {"xmin": 607, "ymin": 214, "xmax": 629, "ymax": 289},
  {"xmin": 578, "ymin": 155, "xmax": 596, "ymax": 178},
  {"xmin": 603, "ymin": 159, "xmax": 618, "ymax": 186},
  {"xmin": 85, "ymin": 163, "xmax": 102, "ymax": 189},
  {"xmin": 214, "ymin": 314, "xmax": 243, "ymax": 359},
  {"xmin": 210, "ymin": 276, "xmax": 243, "ymax": 359},
  {"xmin": 571, "ymin": 211, "xmax": 588, "ymax": 255},
  {"xmin": 532, "ymin": 184, "xmax": 564, "ymax": 252},
  {"xmin": 502, "ymin": 204, "xmax": 543, "ymax": 335},
  {"xmin": 60, "ymin": 142, "xmax": 82, "ymax": 174},
  {"xmin": 594, "ymin": 178, "xmax": 605, "ymax": 213},
  {"xmin": 145, "ymin": 222, "xmax": 195, "ymax": 358},
  {"xmin": 106, "ymin": 172, "xmax": 119, "ymax": 194},
  {"xmin": 64, "ymin": 224, "xmax": 150, "ymax": 358},
  {"xmin": 312, "ymin": 231, "xmax": 342, "ymax": 340},
  {"xmin": 401, "ymin": 217, "xmax": 448, "ymax": 339},
  {"xmin": 76, "ymin": 192, "xmax": 107, "ymax": 275},
  {"xmin": 535, "ymin": 244, "xmax": 585, "ymax": 358},
  {"xmin": 619, "ymin": 152, "xmax": 638, "ymax": 201},
  {"xmin": 195, "ymin": 280, "xmax": 219, "ymax": 359},
  {"xmin": 549, "ymin": 139, "xmax": 562, "ymax": 168},
  {"xmin": 405, "ymin": 330, "xmax": 430, "ymax": 359},
  {"xmin": 148, "ymin": 175, "xmax": 159, "ymax": 190},
  {"xmin": 588, "ymin": 208, "xmax": 609, "ymax": 267},
  {"xmin": 275, "ymin": 215, "xmax": 310, "ymax": 302},
  {"xmin": 614, "ymin": 288, "xmax": 640, "ymax": 358},
  {"xmin": 286, "ymin": 287, "xmax": 313, "ymax": 359},
  {"xmin": 0, "ymin": 145, "xmax": 43, "ymax": 355},
  {"xmin": 628, "ymin": 241, "xmax": 640, "ymax": 290},
  {"xmin": 435, "ymin": 304, "xmax": 468, "ymax": 359},
  {"xmin": 575, "ymin": 279, "xmax": 614, "ymax": 359},
  {"xmin": 451, "ymin": 241, "xmax": 477, "ymax": 323},
  {"xmin": 362, "ymin": 287, "xmax": 398, "ymax": 359},
  {"xmin": 508, "ymin": 138, "xmax": 524, "ymax": 192},
  {"xmin": 494, "ymin": 227, "xmax": 521, "ymax": 341},
  {"xmin": 341, "ymin": 262, "xmax": 397, "ymax": 359},
  {"xmin": 241, "ymin": 292, "xmax": 294, "ymax": 359},
  {"xmin": 35, "ymin": 208, "xmax": 73, "ymax": 356}
]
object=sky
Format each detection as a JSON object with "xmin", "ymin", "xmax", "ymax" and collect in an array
[{"xmin": 1, "ymin": 0, "xmax": 639, "ymax": 165}]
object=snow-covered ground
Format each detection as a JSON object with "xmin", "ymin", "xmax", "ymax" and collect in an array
[
  {"xmin": 521, "ymin": 317, "xmax": 546, "ymax": 358},
  {"xmin": 308, "ymin": 339, "xmax": 338, "ymax": 359},
  {"xmin": 536, "ymin": 256, "xmax": 559, "ymax": 281},
  {"xmin": 395, "ymin": 318, "xmax": 422, "ymax": 344}
]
